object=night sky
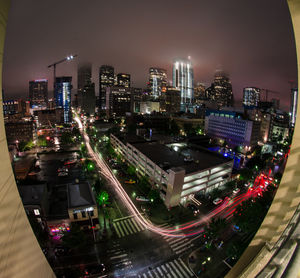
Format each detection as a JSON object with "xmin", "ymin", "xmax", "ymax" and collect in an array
[{"xmin": 3, "ymin": 0, "xmax": 297, "ymax": 110}]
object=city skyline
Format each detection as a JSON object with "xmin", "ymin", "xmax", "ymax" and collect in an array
[{"xmin": 2, "ymin": 0, "xmax": 297, "ymax": 111}]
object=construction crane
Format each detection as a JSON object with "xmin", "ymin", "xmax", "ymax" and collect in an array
[
  {"xmin": 260, "ymin": 88, "xmax": 281, "ymax": 102},
  {"xmin": 48, "ymin": 54, "xmax": 78, "ymax": 96}
]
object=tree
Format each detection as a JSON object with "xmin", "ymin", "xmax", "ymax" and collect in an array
[
  {"xmin": 61, "ymin": 223, "xmax": 89, "ymax": 251},
  {"xmin": 37, "ymin": 136, "xmax": 47, "ymax": 147},
  {"xmin": 147, "ymin": 189, "xmax": 161, "ymax": 204},
  {"xmin": 127, "ymin": 165, "xmax": 136, "ymax": 177},
  {"xmin": 238, "ymin": 168, "xmax": 253, "ymax": 181},
  {"xmin": 93, "ymin": 179, "xmax": 106, "ymax": 195},
  {"xmin": 204, "ymin": 217, "xmax": 228, "ymax": 240},
  {"xmin": 18, "ymin": 140, "xmax": 34, "ymax": 151},
  {"xmin": 61, "ymin": 132, "xmax": 73, "ymax": 145},
  {"xmin": 210, "ymin": 188, "xmax": 222, "ymax": 200},
  {"xmin": 224, "ymin": 180, "xmax": 236, "ymax": 190},
  {"xmin": 169, "ymin": 120, "xmax": 180, "ymax": 136}
]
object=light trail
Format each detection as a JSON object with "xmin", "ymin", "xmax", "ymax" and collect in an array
[{"xmin": 74, "ymin": 115, "xmax": 261, "ymax": 238}]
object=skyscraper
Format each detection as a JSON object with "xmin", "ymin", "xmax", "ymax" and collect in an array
[
  {"xmin": 117, "ymin": 73, "xmax": 131, "ymax": 88},
  {"xmin": 243, "ymin": 87, "xmax": 260, "ymax": 108},
  {"xmin": 148, "ymin": 68, "xmax": 167, "ymax": 99},
  {"xmin": 193, "ymin": 83, "xmax": 207, "ymax": 104},
  {"xmin": 77, "ymin": 64, "xmax": 95, "ymax": 115},
  {"xmin": 172, "ymin": 58, "xmax": 194, "ymax": 109},
  {"xmin": 55, "ymin": 77, "xmax": 72, "ymax": 123},
  {"xmin": 290, "ymin": 88, "xmax": 298, "ymax": 127},
  {"xmin": 99, "ymin": 65, "xmax": 114, "ymax": 110},
  {"xmin": 206, "ymin": 69, "xmax": 233, "ymax": 108},
  {"xmin": 29, "ymin": 79, "xmax": 48, "ymax": 108}
]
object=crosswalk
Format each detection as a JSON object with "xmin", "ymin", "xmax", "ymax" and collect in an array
[
  {"xmin": 138, "ymin": 258, "xmax": 195, "ymax": 278},
  {"xmin": 159, "ymin": 224, "xmax": 202, "ymax": 255},
  {"xmin": 108, "ymin": 242, "xmax": 133, "ymax": 274},
  {"xmin": 113, "ymin": 215, "xmax": 146, "ymax": 238}
]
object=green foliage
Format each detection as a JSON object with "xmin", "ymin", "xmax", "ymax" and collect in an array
[
  {"xmin": 93, "ymin": 179, "xmax": 106, "ymax": 194},
  {"xmin": 210, "ymin": 188, "xmax": 222, "ymax": 200},
  {"xmin": 224, "ymin": 180, "xmax": 236, "ymax": 190},
  {"xmin": 97, "ymin": 191, "xmax": 110, "ymax": 206},
  {"xmin": 18, "ymin": 140, "xmax": 34, "ymax": 151},
  {"xmin": 204, "ymin": 217, "xmax": 228, "ymax": 239},
  {"xmin": 246, "ymin": 156, "xmax": 266, "ymax": 170},
  {"xmin": 147, "ymin": 189, "xmax": 161, "ymax": 204},
  {"xmin": 37, "ymin": 136, "xmax": 47, "ymax": 147},
  {"xmin": 127, "ymin": 165, "xmax": 136, "ymax": 177},
  {"xmin": 238, "ymin": 168, "xmax": 253, "ymax": 181},
  {"xmin": 183, "ymin": 123, "xmax": 196, "ymax": 136},
  {"xmin": 61, "ymin": 132, "xmax": 73, "ymax": 145},
  {"xmin": 61, "ymin": 223, "xmax": 89, "ymax": 251}
]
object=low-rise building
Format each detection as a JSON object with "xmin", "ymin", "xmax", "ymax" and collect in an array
[
  {"xmin": 205, "ymin": 110, "xmax": 261, "ymax": 148},
  {"xmin": 47, "ymin": 182, "xmax": 99, "ymax": 235},
  {"xmin": 67, "ymin": 183, "xmax": 99, "ymax": 228},
  {"xmin": 5, "ymin": 121, "xmax": 34, "ymax": 144},
  {"xmin": 106, "ymin": 86, "xmax": 131, "ymax": 117},
  {"xmin": 111, "ymin": 134, "xmax": 233, "ymax": 208},
  {"xmin": 33, "ymin": 108, "xmax": 64, "ymax": 127}
]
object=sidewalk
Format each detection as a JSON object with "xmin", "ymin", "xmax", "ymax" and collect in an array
[{"xmin": 185, "ymin": 243, "xmax": 232, "ymax": 277}]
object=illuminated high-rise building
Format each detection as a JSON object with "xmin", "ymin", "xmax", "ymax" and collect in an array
[
  {"xmin": 243, "ymin": 87, "xmax": 260, "ymax": 108},
  {"xmin": 77, "ymin": 63, "xmax": 95, "ymax": 115},
  {"xmin": 99, "ymin": 65, "xmax": 114, "ymax": 110},
  {"xmin": 206, "ymin": 69, "xmax": 233, "ymax": 108},
  {"xmin": 290, "ymin": 88, "xmax": 298, "ymax": 127},
  {"xmin": 148, "ymin": 67, "xmax": 167, "ymax": 99},
  {"xmin": 55, "ymin": 76, "xmax": 72, "ymax": 123},
  {"xmin": 117, "ymin": 73, "xmax": 131, "ymax": 88},
  {"xmin": 29, "ymin": 79, "xmax": 48, "ymax": 108},
  {"xmin": 172, "ymin": 58, "xmax": 194, "ymax": 108}
]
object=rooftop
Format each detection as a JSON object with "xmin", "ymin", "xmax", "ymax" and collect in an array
[
  {"xmin": 132, "ymin": 141, "xmax": 232, "ymax": 174},
  {"xmin": 67, "ymin": 182, "xmax": 96, "ymax": 209},
  {"xmin": 18, "ymin": 184, "xmax": 46, "ymax": 205}
]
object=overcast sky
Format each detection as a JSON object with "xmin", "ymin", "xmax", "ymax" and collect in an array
[{"xmin": 2, "ymin": 0, "xmax": 297, "ymax": 110}]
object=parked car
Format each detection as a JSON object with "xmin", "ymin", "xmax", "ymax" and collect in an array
[
  {"xmin": 213, "ymin": 198, "xmax": 223, "ymax": 205},
  {"xmin": 125, "ymin": 179, "xmax": 136, "ymax": 184},
  {"xmin": 136, "ymin": 196, "xmax": 150, "ymax": 202},
  {"xmin": 58, "ymin": 172, "xmax": 68, "ymax": 177},
  {"xmin": 233, "ymin": 188, "xmax": 240, "ymax": 194}
]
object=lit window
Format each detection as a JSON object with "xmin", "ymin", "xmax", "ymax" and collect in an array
[{"xmin": 34, "ymin": 209, "xmax": 40, "ymax": 215}]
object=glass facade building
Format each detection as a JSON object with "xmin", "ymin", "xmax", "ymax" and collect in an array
[
  {"xmin": 55, "ymin": 76, "xmax": 72, "ymax": 123},
  {"xmin": 99, "ymin": 65, "xmax": 114, "ymax": 110},
  {"xmin": 29, "ymin": 79, "xmax": 48, "ymax": 108},
  {"xmin": 148, "ymin": 67, "xmax": 167, "ymax": 99},
  {"xmin": 172, "ymin": 58, "xmax": 194, "ymax": 108},
  {"xmin": 243, "ymin": 87, "xmax": 261, "ymax": 108}
]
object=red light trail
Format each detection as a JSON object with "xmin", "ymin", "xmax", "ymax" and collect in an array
[{"xmin": 74, "ymin": 115, "xmax": 269, "ymax": 238}]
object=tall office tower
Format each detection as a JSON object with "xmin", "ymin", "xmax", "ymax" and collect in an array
[
  {"xmin": 148, "ymin": 67, "xmax": 167, "ymax": 99},
  {"xmin": 77, "ymin": 64, "xmax": 95, "ymax": 115},
  {"xmin": 290, "ymin": 88, "xmax": 298, "ymax": 127},
  {"xmin": 117, "ymin": 73, "xmax": 131, "ymax": 88},
  {"xmin": 194, "ymin": 83, "xmax": 207, "ymax": 104},
  {"xmin": 106, "ymin": 86, "xmax": 131, "ymax": 117},
  {"xmin": 206, "ymin": 69, "xmax": 233, "ymax": 108},
  {"xmin": 243, "ymin": 87, "xmax": 261, "ymax": 108},
  {"xmin": 99, "ymin": 65, "xmax": 114, "ymax": 110},
  {"xmin": 172, "ymin": 58, "xmax": 194, "ymax": 109},
  {"xmin": 55, "ymin": 77, "xmax": 72, "ymax": 123},
  {"xmin": 29, "ymin": 79, "xmax": 48, "ymax": 108}
]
